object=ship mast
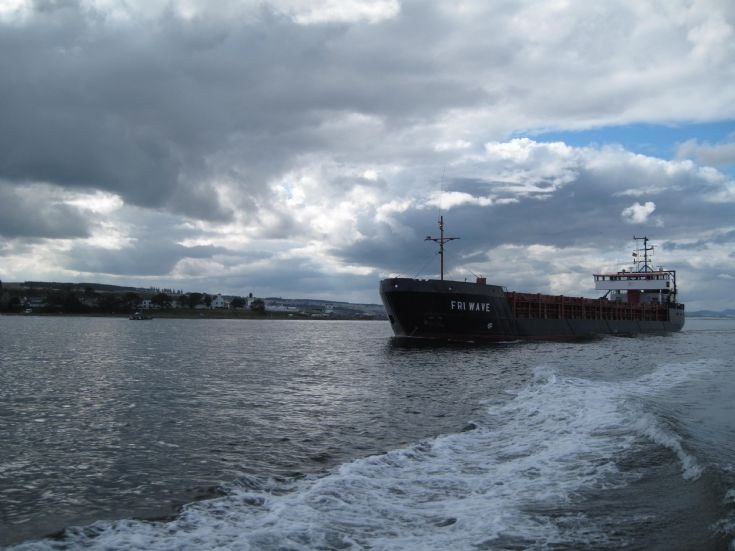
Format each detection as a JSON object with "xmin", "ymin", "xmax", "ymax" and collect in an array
[
  {"xmin": 633, "ymin": 235, "xmax": 654, "ymax": 272},
  {"xmin": 425, "ymin": 216, "xmax": 459, "ymax": 281}
]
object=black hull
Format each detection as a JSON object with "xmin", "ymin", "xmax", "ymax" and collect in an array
[{"xmin": 380, "ymin": 278, "xmax": 685, "ymax": 342}]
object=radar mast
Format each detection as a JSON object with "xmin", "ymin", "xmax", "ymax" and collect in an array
[{"xmin": 633, "ymin": 236, "xmax": 654, "ymax": 273}]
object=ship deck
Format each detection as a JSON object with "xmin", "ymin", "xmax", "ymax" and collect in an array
[{"xmin": 507, "ymin": 292, "xmax": 682, "ymax": 323}]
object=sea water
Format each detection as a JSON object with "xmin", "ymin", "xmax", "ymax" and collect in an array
[{"xmin": 0, "ymin": 316, "xmax": 733, "ymax": 549}]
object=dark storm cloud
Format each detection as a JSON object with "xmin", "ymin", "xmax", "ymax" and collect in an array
[
  {"xmin": 0, "ymin": 182, "xmax": 90, "ymax": 238},
  {"xmin": 0, "ymin": 1, "xmax": 487, "ymax": 224}
]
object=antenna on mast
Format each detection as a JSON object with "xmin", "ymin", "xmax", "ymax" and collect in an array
[
  {"xmin": 633, "ymin": 235, "xmax": 654, "ymax": 272},
  {"xmin": 426, "ymin": 216, "xmax": 459, "ymax": 280}
]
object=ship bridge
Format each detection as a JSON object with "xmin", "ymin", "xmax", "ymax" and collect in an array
[
  {"xmin": 593, "ymin": 270, "xmax": 677, "ymax": 305},
  {"xmin": 593, "ymin": 271, "xmax": 674, "ymax": 291}
]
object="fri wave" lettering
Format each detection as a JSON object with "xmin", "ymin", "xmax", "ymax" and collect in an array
[{"xmin": 450, "ymin": 300, "xmax": 492, "ymax": 312}]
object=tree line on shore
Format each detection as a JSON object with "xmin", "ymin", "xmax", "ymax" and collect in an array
[{"xmin": 0, "ymin": 282, "xmax": 264, "ymax": 314}]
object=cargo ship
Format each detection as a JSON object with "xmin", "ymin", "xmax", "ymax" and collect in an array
[{"xmin": 380, "ymin": 217, "xmax": 685, "ymax": 341}]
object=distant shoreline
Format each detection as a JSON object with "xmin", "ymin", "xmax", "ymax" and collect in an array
[
  {"xmin": 2, "ymin": 310, "xmax": 386, "ymax": 321},
  {"xmin": 685, "ymin": 315, "xmax": 735, "ymax": 320}
]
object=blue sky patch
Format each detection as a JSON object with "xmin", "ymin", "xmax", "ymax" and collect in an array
[{"xmin": 525, "ymin": 121, "xmax": 735, "ymax": 169}]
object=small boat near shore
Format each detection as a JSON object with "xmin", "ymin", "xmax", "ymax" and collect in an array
[
  {"xmin": 129, "ymin": 311, "xmax": 152, "ymax": 320},
  {"xmin": 380, "ymin": 217, "xmax": 685, "ymax": 341}
]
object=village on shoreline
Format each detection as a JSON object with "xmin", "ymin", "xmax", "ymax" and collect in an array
[{"xmin": 0, "ymin": 280, "xmax": 387, "ymax": 320}]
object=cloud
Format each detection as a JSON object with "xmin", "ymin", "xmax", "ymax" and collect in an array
[
  {"xmin": 2, "ymin": 1, "xmax": 733, "ymax": 224},
  {"xmin": 285, "ymin": 0, "xmax": 400, "ymax": 25},
  {"xmin": 426, "ymin": 191, "xmax": 493, "ymax": 209},
  {"xmin": 621, "ymin": 201, "xmax": 657, "ymax": 224},
  {"xmin": 0, "ymin": 181, "xmax": 91, "ymax": 238},
  {"xmin": 64, "ymin": 240, "xmax": 230, "ymax": 276},
  {"xmin": 676, "ymin": 139, "xmax": 735, "ymax": 167},
  {"xmin": 0, "ymin": 0, "xmax": 490, "ymax": 224},
  {"xmin": 331, "ymin": 139, "xmax": 733, "ymax": 287}
]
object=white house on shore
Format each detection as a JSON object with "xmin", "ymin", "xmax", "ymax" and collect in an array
[
  {"xmin": 135, "ymin": 292, "xmax": 256, "ymax": 310},
  {"xmin": 211, "ymin": 294, "xmax": 228, "ymax": 309}
]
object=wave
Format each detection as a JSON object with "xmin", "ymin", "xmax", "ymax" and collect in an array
[{"xmin": 13, "ymin": 360, "xmax": 716, "ymax": 550}]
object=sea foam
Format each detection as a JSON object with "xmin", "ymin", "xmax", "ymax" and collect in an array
[{"xmin": 13, "ymin": 360, "xmax": 712, "ymax": 550}]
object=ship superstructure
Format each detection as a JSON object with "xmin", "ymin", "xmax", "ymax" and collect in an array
[{"xmin": 594, "ymin": 236, "xmax": 678, "ymax": 307}]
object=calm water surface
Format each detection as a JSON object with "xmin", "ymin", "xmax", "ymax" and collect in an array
[{"xmin": 0, "ymin": 316, "xmax": 734, "ymax": 549}]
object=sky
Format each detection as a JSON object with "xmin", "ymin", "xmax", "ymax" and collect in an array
[{"xmin": 1, "ymin": 0, "xmax": 734, "ymax": 310}]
